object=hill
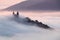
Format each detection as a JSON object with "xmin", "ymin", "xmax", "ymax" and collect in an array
[{"xmin": 3, "ymin": 0, "xmax": 60, "ymax": 11}]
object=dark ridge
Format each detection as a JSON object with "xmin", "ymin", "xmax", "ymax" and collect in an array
[{"xmin": 25, "ymin": 17, "xmax": 52, "ymax": 29}]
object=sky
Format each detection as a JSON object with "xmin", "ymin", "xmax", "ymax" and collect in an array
[{"xmin": 0, "ymin": 0, "xmax": 26, "ymax": 9}]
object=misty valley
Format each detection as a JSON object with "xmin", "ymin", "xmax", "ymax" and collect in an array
[{"xmin": 0, "ymin": 11, "xmax": 60, "ymax": 40}]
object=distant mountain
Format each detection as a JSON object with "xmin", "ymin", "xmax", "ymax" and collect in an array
[{"xmin": 3, "ymin": 0, "xmax": 60, "ymax": 11}]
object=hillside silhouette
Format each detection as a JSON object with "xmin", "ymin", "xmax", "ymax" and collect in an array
[
  {"xmin": 3, "ymin": 0, "xmax": 60, "ymax": 11},
  {"xmin": 11, "ymin": 12, "xmax": 52, "ymax": 29}
]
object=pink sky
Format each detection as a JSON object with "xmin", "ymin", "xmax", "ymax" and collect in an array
[{"xmin": 0, "ymin": 0, "xmax": 25, "ymax": 9}]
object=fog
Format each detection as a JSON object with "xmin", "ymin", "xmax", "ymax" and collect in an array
[{"xmin": 0, "ymin": 11, "xmax": 60, "ymax": 40}]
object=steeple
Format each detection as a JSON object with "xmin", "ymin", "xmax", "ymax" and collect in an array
[
  {"xmin": 13, "ymin": 11, "xmax": 15, "ymax": 15},
  {"xmin": 12, "ymin": 11, "xmax": 19, "ymax": 18},
  {"xmin": 17, "ymin": 11, "xmax": 19, "ymax": 16}
]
